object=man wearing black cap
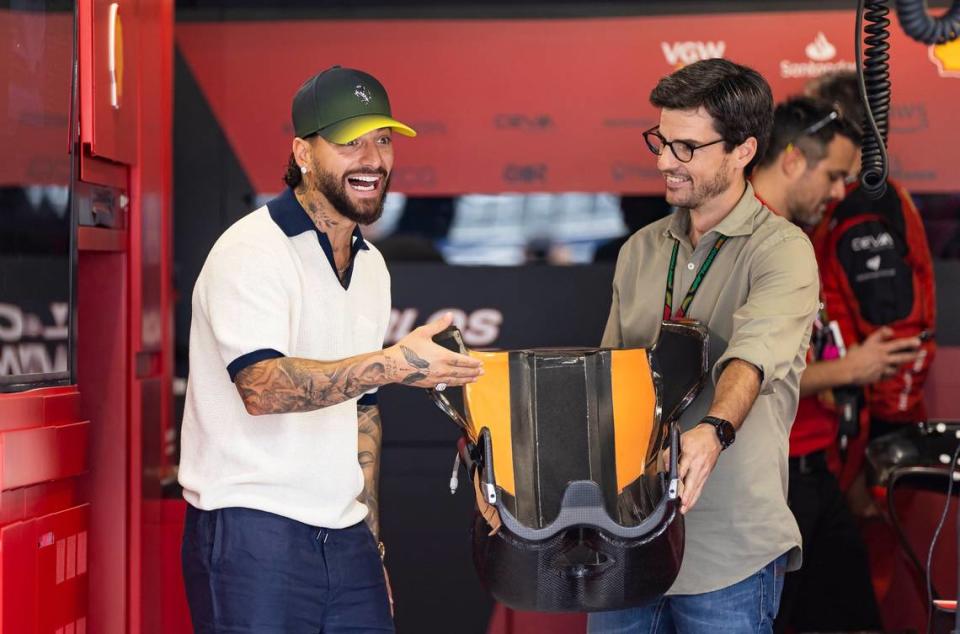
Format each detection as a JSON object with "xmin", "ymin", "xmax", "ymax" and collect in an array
[{"xmin": 178, "ymin": 66, "xmax": 482, "ymax": 633}]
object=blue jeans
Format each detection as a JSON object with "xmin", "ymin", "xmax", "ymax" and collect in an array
[
  {"xmin": 181, "ymin": 505, "xmax": 393, "ymax": 633},
  {"xmin": 587, "ymin": 554, "xmax": 788, "ymax": 634}
]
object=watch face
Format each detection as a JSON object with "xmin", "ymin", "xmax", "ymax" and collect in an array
[
  {"xmin": 704, "ymin": 417, "xmax": 735, "ymax": 448},
  {"xmin": 719, "ymin": 423, "xmax": 735, "ymax": 446}
]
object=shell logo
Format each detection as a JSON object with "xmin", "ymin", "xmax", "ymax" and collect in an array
[
  {"xmin": 929, "ymin": 38, "xmax": 960, "ymax": 78},
  {"xmin": 108, "ymin": 2, "xmax": 124, "ymax": 108}
]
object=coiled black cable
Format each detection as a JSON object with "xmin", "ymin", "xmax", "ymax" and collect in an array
[
  {"xmin": 856, "ymin": 0, "xmax": 891, "ymax": 199},
  {"xmin": 856, "ymin": 1, "xmax": 960, "ymax": 200},
  {"xmin": 896, "ymin": 0, "xmax": 960, "ymax": 45}
]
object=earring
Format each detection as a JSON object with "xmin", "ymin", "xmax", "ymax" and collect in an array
[{"xmin": 300, "ymin": 165, "xmax": 308, "ymax": 174}]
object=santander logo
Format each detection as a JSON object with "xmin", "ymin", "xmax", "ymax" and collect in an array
[
  {"xmin": 805, "ymin": 32, "xmax": 837, "ymax": 62},
  {"xmin": 781, "ymin": 31, "xmax": 854, "ymax": 78}
]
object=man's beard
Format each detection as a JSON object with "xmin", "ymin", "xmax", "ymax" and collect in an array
[
  {"xmin": 664, "ymin": 158, "xmax": 732, "ymax": 210},
  {"xmin": 789, "ymin": 200, "xmax": 826, "ymax": 228},
  {"xmin": 785, "ymin": 177, "xmax": 828, "ymax": 227},
  {"xmin": 310, "ymin": 167, "xmax": 390, "ymax": 226}
]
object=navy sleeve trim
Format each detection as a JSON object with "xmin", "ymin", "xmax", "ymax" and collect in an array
[
  {"xmin": 227, "ymin": 348, "xmax": 286, "ymax": 382},
  {"xmin": 358, "ymin": 393, "xmax": 379, "ymax": 407}
]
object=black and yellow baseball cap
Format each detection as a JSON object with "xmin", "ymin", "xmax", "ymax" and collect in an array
[{"xmin": 292, "ymin": 66, "xmax": 417, "ymax": 144}]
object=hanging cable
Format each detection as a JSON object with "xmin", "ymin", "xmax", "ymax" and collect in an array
[
  {"xmin": 896, "ymin": 0, "xmax": 960, "ymax": 45},
  {"xmin": 856, "ymin": 0, "xmax": 892, "ymax": 199},
  {"xmin": 856, "ymin": 1, "xmax": 960, "ymax": 199}
]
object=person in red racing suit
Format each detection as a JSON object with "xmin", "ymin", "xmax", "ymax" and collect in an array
[
  {"xmin": 807, "ymin": 74, "xmax": 937, "ymax": 503},
  {"xmin": 812, "ymin": 180, "xmax": 936, "ymax": 430},
  {"xmin": 808, "ymin": 72, "xmax": 936, "ymax": 439},
  {"xmin": 753, "ymin": 95, "xmax": 913, "ymax": 633}
]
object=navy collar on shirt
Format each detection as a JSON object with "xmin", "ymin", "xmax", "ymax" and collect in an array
[{"xmin": 266, "ymin": 187, "xmax": 370, "ymax": 290}]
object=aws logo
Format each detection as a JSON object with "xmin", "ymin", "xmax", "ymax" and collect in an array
[
  {"xmin": 929, "ymin": 39, "xmax": 960, "ymax": 78},
  {"xmin": 661, "ymin": 41, "xmax": 726, "ymax": 68}
]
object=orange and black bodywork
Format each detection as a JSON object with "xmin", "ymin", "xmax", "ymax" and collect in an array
[{"xmin": 430, "ymin": 321, "xmax": 708, "ymax": 612}]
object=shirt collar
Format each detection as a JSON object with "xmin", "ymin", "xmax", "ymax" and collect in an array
[
  {"xmin": 663, "ymin": 182, "xmax": 765, "ymax": 243},
  {"xmin": 267, "ymin": 187, "xmax": 370, "ymax": 251},
  {"xmin": 266, "ymin": 187, "xmax": 370, "ymax": 290}
]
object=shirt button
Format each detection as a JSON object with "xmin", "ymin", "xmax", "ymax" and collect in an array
[{"xmin": 687, "ymin": 262, "xmax": 696, "ymax": 270}]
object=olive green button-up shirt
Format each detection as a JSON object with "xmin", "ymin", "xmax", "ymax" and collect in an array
[{"xmin": 603, "ymin": 183, "xmax": 819, "ymax": 594}]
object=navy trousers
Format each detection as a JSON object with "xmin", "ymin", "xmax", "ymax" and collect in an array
[{"xmin": 181, "ymin": 505, "xmax": 393, "ymax": 633}]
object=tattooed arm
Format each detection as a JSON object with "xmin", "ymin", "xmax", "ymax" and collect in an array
[
  {"xmin": 234, "ymin": 313, "xmax": 483, "ymax": 416},
  {"xmin": 357, "ymin": 403, "xmax": 383, "ymax": 539}
]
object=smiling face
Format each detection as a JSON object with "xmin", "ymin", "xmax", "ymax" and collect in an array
[
  {"xmin": 654, "ymin": 107, "xmax": 748, "ymax": 211},
  {"xmin": 300, "ymin": 127, "xmax": 395, "ymax": 225}
]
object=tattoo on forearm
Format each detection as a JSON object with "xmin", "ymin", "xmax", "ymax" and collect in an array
[
  {"xmin": 357, "ymin": 404, "xmax": 382, "ymax": 540},
  {"xmin": 236, "ymin": 353, "xmax": 383, "ymax": 415},
  {"xmin": 235, "ymin": 348, "xmax": 434, "ymax": 415}
]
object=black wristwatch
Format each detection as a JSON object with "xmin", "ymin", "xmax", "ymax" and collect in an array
[{"xmin": 700, "ymin": 416, "xmax": 736, "ymax": 450}]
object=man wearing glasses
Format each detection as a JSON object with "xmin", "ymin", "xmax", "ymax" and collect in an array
[
  {"xmin": 752, "ymin": 96, "xmax": 918, "ymax": 632},
  {"xmin": 590, "ymin": 59, "xmax": 819, "ymax": 632}
]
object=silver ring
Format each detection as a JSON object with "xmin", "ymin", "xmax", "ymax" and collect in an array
[{"xmin": 435, "ymin": 382, "xmax": 448, "ymax": 392}]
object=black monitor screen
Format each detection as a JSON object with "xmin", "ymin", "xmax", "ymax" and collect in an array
[{"xmin": 0, "ymin": 0, "xmax": 75, "ymax": 390}]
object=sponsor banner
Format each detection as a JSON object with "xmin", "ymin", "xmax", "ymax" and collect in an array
[{"xmin": 178, "ymin": 11, "xmax": 960, "ymax": 195}]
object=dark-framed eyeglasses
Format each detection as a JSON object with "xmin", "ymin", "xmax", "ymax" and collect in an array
[{"xmin": 643, "ymin": 126, "xmax": 725, "ymax": 163}]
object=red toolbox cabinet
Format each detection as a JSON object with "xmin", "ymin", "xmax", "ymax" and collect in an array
[{"xmin": 0, "ymin": 388, "xmax": 90, "ymax": 634}]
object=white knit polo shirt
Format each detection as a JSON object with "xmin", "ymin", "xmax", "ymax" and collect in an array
[{"xmin": 179, "ymin": 187, "xmax": 390, "ymax": 528}]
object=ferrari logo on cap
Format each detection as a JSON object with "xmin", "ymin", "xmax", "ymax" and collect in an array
[{"xmin": 354, "ymin": 84, "xmax": 372, "ymax": 104}]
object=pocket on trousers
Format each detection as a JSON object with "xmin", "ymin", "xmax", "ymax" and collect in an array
[
  {"xmin": 765, "ymin": 554, "xmax": 788, "ymax": 623},
  {"xmin": 209, "ymin": 510, "xmax": 224, "ymax": 568},
  {"xmin": 181, "ymin": 507, "xmax": 223, "ymax": 571}
]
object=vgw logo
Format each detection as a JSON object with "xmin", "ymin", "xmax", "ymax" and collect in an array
[{"xmin": 661, "ymin": 41, "xmax": 726, "ymax": 68}]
